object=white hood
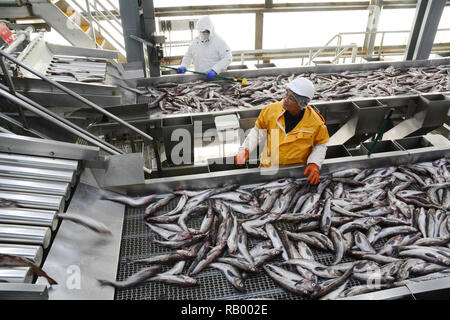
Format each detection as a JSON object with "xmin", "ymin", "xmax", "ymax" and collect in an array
[{"xmin": 196, "ymin": 16, "xmax": 214, "ymax": 34}]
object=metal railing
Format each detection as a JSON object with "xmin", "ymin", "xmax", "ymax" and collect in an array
[
  {"xmin": 66, "ymin": 0, "xmax": 125, "ymax": 53},
  {"xmin": 234, "ymin": 44, "xmax": 359, "ymax": 66},
  {"xmin": 314, "ymin": 28, "xmax": 450, "ymax": 61},
  {"xmin": 0, "ymin": 49, "xmax": 154, "ymax": 174}
]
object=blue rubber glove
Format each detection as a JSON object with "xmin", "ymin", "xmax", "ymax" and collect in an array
[
  {"xmin": 177, "ymin": 66, "xmax": 186, "ymax": 74},
  {"xmin": 206, "ymin": 69, "xmax": 217, "ymax": 81}
]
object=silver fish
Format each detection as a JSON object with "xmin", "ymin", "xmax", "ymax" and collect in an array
[
  {"xmin": 399, "ymin": 247, "xmax": 450, "ymax": 266},
  {"xmin": 211, "ymin": 191, "xmax": 252, "ymax": 203},
  {"xmin": 253, "ymin": 247, "xmax": 283, "ymax": 267},
  {"xmin": 227, "ymin": 214, "xmax": 239, "ymax": 254},
  {"xmin": 190, "ymin": 243, "xmax": 226, "ymax": 275},
  {"xmin": 101, "ymin": 193, "xmax": 157, "ymax": 207},
  {"xmin": 320, "ymin": 280, "xmax": 349, "ymax": 300},
  {"xmin": 297, "ymin": 241, "xmax": 316, "ymax": 261},
  {"xmin": 281, "ymin": 258, "xmax": 342, "ymax": 278},
  {"xmin": 56, "ymin": 213, "xmax": 112, "ymax": 235},
  {"xmin": 144, "ymin": 194, "xmax": 176, "ymax": 217},
  {"xmin": 153, "ymin": 234, "xmax": 207, "ymax": 249},
  {"xmin": 330, "ymin": 227, "xmax": 345, "ymax": 265},
  {"xmin": 260, "ymin": 189, "xmax": 281, "ymax": 212},
  {"xmin": 263, "ymin": 264, "xmax": 318, "ymax": 296},
  {"xmin": 351, "ymin": 251, "xmax": 401, "ymax": 264},
  {"xmin": 371, "ymin": 226, "xmax": 418, "ymax": 244},
  {"xmin": 285, "ymin": 231, "xmax": 328, "ymax": 251},
  {"xmin": 311, "ymin": 267, "xmax": 354, "ymax": 299},
  {"xmin": 338, "ymin": 217, "xmax": 382, "ymax": 234},
  {"xmin": 237, "ymin": 227, "xmax": 254, "ymax": 265},
  {"xmin": 0, "ymin": 254, "xmax": 57, "ymax": 285},
  {"xmin": 224, "ymin": 202, "xmax": 265, "ymax": 215},
  {"xmin": 320, "ymin": 199, "xmax": 332, "ymax": 235},
  {"xmin": 292, "ymin": 192, "xmax": 313, "ymax": 214},
  {"xmin": 216, "ymin": 257, "xmax": 257, "ymax": 273},
  {"xmin": 332, "ymin": 168, "xmax": 362, "ymax": 178},
  {"xmin": 342, "ymin": 283, "xmax": 392, "ymax": 297},
  {"xmin": 131, "ymin": 249, "xmax": 195, "ymax": 264},
  {"xmin": 148, "ymin": 274, "xmax": 198, "ymax": 286},
  {"xmin": 333, "ymin": 183, "xmax": 344, "ymax": 199},
  {"xmin": 209, "ymin": 262, "xmax": 246, "ymax": 292},
  {"xmin": 163, "ymin": 194, "xmax": 188, "ymax": 216},
  {"xmin": 252, "ymin": 178, "xmax": 294, "ymax": 191},
  {"xmin": 354, "ymin": 231, "xmax": 376, "ymax": 254},
  {"xmin": 266, "ymin": 223, "xmax": 289, "ymax": 261},
  {"xmin": 97, "ymin": 265, "xmax": 162, "ymax": 289},
  {"xmin": 300, "ymin": 193, "xmax": 321, "ymax": 214}
]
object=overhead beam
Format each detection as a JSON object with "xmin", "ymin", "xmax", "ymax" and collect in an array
[
  {"xmin": 118, "ymin": 0, "xmax": 144, "ymax": 64},
  {"xmin": 154, "ymin": 1, "xmax": 450, "ymax": 17},
  {"xmin": 405, "ymin": 0, "xmax": 446, "ymax": 60}
]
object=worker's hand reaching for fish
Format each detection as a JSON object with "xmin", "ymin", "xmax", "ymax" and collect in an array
[
  {"xmin": 234, "ymin": 148, "xmax": 249, "ymax": 167},
  {"xmin": 304, "ymin": 163, "xmax": 320, "ymax": 185}
]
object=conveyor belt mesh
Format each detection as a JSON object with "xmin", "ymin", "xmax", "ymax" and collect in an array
[{"xmin": 114, "ymin": 190, "xmax": 395, "ymax": 300}]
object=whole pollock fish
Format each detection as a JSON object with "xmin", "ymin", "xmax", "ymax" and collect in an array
[
  {"xmin": 148, "ymin": 274, "xmax": 198, "ymax": 286},
  {"xmin": 211, "ymin": 192, "xmax": 252, "ymax": 203},
  {"xmin": 300, "ymin": 193, "xmax": 321, "ymax": 214},
  {"xmin": 223, "ymin": 202, "xmax": 265, "ymax": 215},
  {"xmin": 292, "ymin": 192, "xmax": 313, "ymax": 214},
  {"xmin": 101, "ymin": 193, "xmax": 157, "ymax": 207},
  {"xmin": 209, "ymin": 262, "xmax": 246, "ymax": 292},
  {"xmin": 144, "ymin": 195, "xmax": 176, "ymax": 217},
  {"xmin": 320, "ymin": 280, "xmax": 350, "ymax": 300},
  {"xmin": 186, "ymin": 239, "xmax": 211, "ymax": 275},
  {"xmin": 371, "ymin": 226, "xmax": 418, "ymax": 244},
  {"xmin": 266, "ymin": 223, "xmax": 289, "ymax": 261},
  {"xmin": 97, "ymin": 265, "xmax": 162, "ymax": 289},
  {"xmin": 252, "ymin": 178, "xmax": 295, "ymax": 191},
  {"xmin": 311, "ymin": 267, "xmax": 354, "ymax": 299},
  {"xmin": 320, "ymin": 199, "xmax": 332, "ymax": 235},
  {"xmin": 163, "ymin": 195, "xmax": 188, "ymax": 216},
  {"xmin": 237, "ymin": 227, "xmax": 254, "ymax": 265},
  {"xmin": 285, "ymin": 231, "xmax": 328, "ymax": 251},
  {"xmin": 263, "ymin": 264, "xmax": 318, "ymax": 297},
  {"xmin": 353, "ymin": 231, "xmax": 376, "ymax": 254},
  {"xmin": 216, "ymin": 257, "xmax": 257, "ymax": 273},
  {"xmin": 338, "ymin": 217, "xmax": 382, "ymax": 234},
  {"xmin": 332, "ymin": 168, "xmax": 362, "ymax": 178},
  {"xmin": 342, "ymin": 283, "xmax": 392, "ymax": 297},
  {"xmin": 330, "ymin": 227, "xmax": 345, "ymax": 265},
  {"xmin": 153, "ymin": 234, "xmax": 207, "ymax": 249},
  {"xmin": 0, "ymin": 254, "xmax": 57, "ymax": 285},
  {"xmin": 227, "ymin": 214, "xmax": 239, "ymax": 254},
  {"xmin": 56, "ymin": 213, "xmax": 112, "ymax": 235},
  {"xmin": 253, "ymin": 248, "xmax": 283, "ymax": 267},
  {"xmin": 281, "ymin": 258, "xmax": 342, "ymax": 279},
  {"xmin": 131, "ymin": 249, "xmax": 195, "ymax": 264},
  {"xmin": 279, "ymin": 228, "xmax": 317, "ymax": 282},
  {"xmin": 190, "ymin": 243, "xmax": 226, "ymax": 275}
]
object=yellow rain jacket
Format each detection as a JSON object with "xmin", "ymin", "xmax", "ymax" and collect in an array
[{"xmin": 255, "ymin": 102, "xmax": 330, "ymax": 167}]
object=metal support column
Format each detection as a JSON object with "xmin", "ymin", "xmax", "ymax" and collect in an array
[
  {"xmin": 405, "ymin": 0, "xmax": 446, "ymax": 60},
  {"xmin": 363, "ymin": 0, "xmax": 383, "ymax": 57},
  {"xmin": 118, "ymin": 0, "xmax": 145, "ymax": 64},
  {"xmin": 141, "ymin": 0, "xmax": 161, "ymax": 77}
]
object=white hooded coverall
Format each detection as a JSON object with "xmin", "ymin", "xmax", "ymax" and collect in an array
[{"xmin": 181, "ymin": 16, "xmax": 232, "ymax": 74}]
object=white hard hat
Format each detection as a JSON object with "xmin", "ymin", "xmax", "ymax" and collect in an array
[{"xmin": 287, "ymin": 77, "xmax": 315, "ymax": 100}]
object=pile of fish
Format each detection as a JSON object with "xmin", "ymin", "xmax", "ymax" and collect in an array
[
  {"xmin": 101, "ymin": 157, "xmax": 450, "ymax": 299},
  {"xmin": 45, "ymin": 55, "xmax": 107, "ymax": 83},
  {"xmin": 140, "ymin": 65, "xmax": 450, "ymax": 115}
]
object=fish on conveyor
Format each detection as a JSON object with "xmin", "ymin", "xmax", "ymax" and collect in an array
[
  {"xmin": 56, "ymin": 213, "xmax": 112, "ymax": 235},
  {"xmin": 281, "ymin": 258, "xmax": 342, "ymax": 279},
  {"xmin": 100, "ymin": 193, "xmax": 157, "ymax": 207},
  {"xmin": 263, "ymin": 264, "xmax": 318, "ymax": 297},
  {"xmin": 209, "ymin": 262, "xmax": 246, "ymax": 292},
  {"xmin": 227, "ymin": 214, "xmax": 239, "ymax": 254},
  {"xmin": 311, "ymin": 267, "xmax": 354, "ymax": 299},
  {"xmin": 331, "ymin": 168, "xmax": 362, "ymax": 178},
  {"xmin": 190, "ymin": 243, "xmax": 226, "ymax": 275},
  {"xmin": 148, "ymin": 274, "xmax": 198, "ymax": 286},
  {"xmin": 223, "ymin": 202, "xmax": 265, "ymax": 216},
  {"xmin": 341, "ymin": 283, "xmax": 393, "ymax": 298},
  {"xmin": 0, "ymin": 254, "xmax": 58, "ymax": 285},
  {"xmin": 131, "ymin": 249, "xmax": 196, "ymax": 264},
  {"xmin": 97, "ymin": 265, "xmax": 162, "ymax": 289},
  {"xmin": 398, "ymin": 246, "xmax": 450, "ymax": 266},
  {"xmin": 153, "ymin": 233, "xmax": 207, "ymax": 249},
  {"xmin": 144, "ymin": 194, "xmax": 177, "ymax": 218},
  {"xmin": 370, "ymin": 226, "xmax": 418, "ymax": 244},
  {"xmin": 145, "ymin": 222, "xmax": 193, "ymax": 241},
  {"xmin": 353, "ymin": 231, "xmax": 376, "ymax": 254},
  {"xmin": 252, "ymin": 178, "xmax": 295, "ymax": 191},
  {"xmin": 163, "ymin": 194, "xmax": 188, "ymax": 216},
  {"xmin": 211, "ymin": 191, "xmax": 253, "ymax": 203},
  {"xmin": 216, "ymin": 257, "xmax": 257, "ymax": 273}
]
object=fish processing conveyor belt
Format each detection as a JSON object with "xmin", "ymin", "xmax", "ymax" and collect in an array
[
  {"xmin": 106, "ymin": 135, "xmax": 450, "ymax": 301},
  {"xmin": 0, "ymin": 136, "xmax": 89, "ymax": 298}
]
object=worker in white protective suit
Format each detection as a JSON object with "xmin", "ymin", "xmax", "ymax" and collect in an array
[
  {"xmin": 234, "ymin": 78, "xmax": 329, "ymax": 185},
  {"xmin": 177, "ymin": 16, "xmax": 232, "ymax": 80}
]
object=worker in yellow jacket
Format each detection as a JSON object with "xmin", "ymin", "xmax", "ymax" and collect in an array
[{"xmin": 234, "ymin": 77, "xmax": 329, "ymax": 185}]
